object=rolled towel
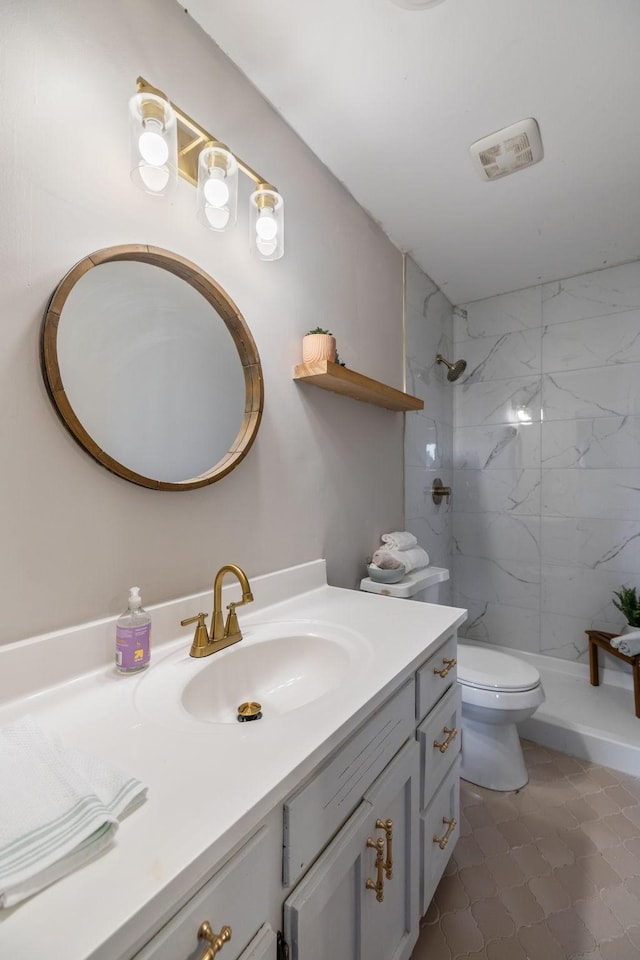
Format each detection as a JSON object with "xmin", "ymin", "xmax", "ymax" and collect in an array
[
  {"xmin": 370, "ymin": 555, "xmax": 404, "ymax": 571},
  {"xmin": 0, "ymin": 716, "xmax": 147, "ymax": 908},
  {"xmin": 372, "ymin": 545, "xmax": 430, "ymax": 574},
  {"xmin": 611, "ymin": 627, "xmax": 640, "ymax": 651},
  {"xmin": 616, "ymin": 630, "xmax": 640, "ymax": 657},
  {"xmin": 381, "ymin": 531, "xmax": 418, "ymax": 551}
]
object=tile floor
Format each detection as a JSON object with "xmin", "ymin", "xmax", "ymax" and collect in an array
[{"xmin": 412, "ymin": 740, "xmax": 640, "ymax": 960}]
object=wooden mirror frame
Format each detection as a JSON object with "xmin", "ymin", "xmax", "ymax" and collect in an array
[{"xmin": 41, "ymin": 244, "xmax": 264, "ymax": 491}]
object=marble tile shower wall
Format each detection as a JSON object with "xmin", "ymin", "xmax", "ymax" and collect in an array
[
  {"xmin": 452, "ymin": 260, "xmax": 640, "ymax": 664},
  {"xmin": 404, "ymin": 257, "xmax": 454, "ymax": 603}
]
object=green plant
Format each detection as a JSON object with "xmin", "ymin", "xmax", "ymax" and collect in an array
[{"xmin": 612, "ymin": 585, "xmax": 640, "ymax": 627}]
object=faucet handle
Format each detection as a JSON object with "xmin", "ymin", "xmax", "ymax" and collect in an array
[
  {"xmin": 223, "ymin": 586, "xmax": 254, "ymax": 640},
  {"xmin": 181, "ymin": 612, "xmax": 210, "ymax": 658},
  {"xmin": 224, "ymin": 602, "xmax": 241, "ymax": 640}
]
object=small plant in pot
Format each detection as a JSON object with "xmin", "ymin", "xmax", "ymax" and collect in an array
[
  {"xmin": 612, "ymin": 585, "xmax": 640, "ymax": 631},
  {"xmin": 302, "ymin": 328, "xmax": 346, "ymax": 366}
]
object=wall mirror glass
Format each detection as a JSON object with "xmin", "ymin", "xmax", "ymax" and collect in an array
[{"xmin": 41, "ymin": 245, "xmax": 263, "ymax": 490}]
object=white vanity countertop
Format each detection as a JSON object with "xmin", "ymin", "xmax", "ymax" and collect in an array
[{"xmin": 0, "ymin": 561, "xmax": 466, "ymax": 960}]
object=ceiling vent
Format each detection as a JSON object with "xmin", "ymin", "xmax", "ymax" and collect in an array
[{"xmin": 469, "ymin": 118, "xmax": 543, "ymax": 181}]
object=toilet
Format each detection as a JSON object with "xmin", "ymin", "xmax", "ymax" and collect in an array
[
  {"xmin": 456, "ymin": 643, "xmax": 544, "ymax": 791},
  {"xmin": 360, "ymin": 566, "xmax": 545, "ymax": 791}
]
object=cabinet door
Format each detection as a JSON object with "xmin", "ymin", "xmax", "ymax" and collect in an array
[
  {"xmin": 283, "ymin": 740, "xmax": 419, "ymax": 960},
  {"xmin": 284, "ymin": 796, "xmax": 373, "ymax": 960},
  {"xmin": 134, "ymin": 827, "xmax": 271, "ymax": 960},
  {"xmin": 362, "ymin": 740, "xmax": 420, "ymax": 960},
  {"xmin": 238, "ymin": 924, "xmax": 278, "ymax": 960}
]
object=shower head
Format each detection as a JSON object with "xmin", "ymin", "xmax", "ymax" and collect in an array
[{"xmin": 436, "ymin": 354, "xmax": 467, "ymax": 382}]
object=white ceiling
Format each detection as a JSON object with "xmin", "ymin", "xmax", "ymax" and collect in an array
[{"xmin": 185, "ymin": 0, "xmax": 640, "ymax": 304}]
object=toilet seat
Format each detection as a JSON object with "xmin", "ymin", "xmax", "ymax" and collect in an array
[{"xmin": 457, "ymin": 644, "xmax": 540, "ymax": 693}]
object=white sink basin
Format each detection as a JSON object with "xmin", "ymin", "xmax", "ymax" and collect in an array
[
  {"xmin": 183, "ymin": 632, "xmax": 350, "ymax": 723},
  {"xmin": 135, "ymin": 619, "xmax": 371, "ymax": 729}
]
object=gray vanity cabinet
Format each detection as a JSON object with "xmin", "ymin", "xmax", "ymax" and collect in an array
[
  {"xmin": 283, "ymin": 739, "xmax": 419, "ymax": 960},
  {"xmin": 132, "ymin": 635, "xmax": 459, "ymax": 960}
]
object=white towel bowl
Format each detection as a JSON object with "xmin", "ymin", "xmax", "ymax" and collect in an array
[{"xmin": 366, "ymin": 564, "xmax": 405, "ymax": 584}]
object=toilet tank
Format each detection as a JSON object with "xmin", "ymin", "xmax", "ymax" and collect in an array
[
  {"xmin": 412, "ymin": 581, "xmax": 447, "ymax": 604},
  {"xmin": 359, "ymin": 566, "xmax": 449, "ymax": 602}
]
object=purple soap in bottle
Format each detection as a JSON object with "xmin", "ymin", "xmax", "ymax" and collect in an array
[{"xmin": 116, "ymin": 586, "xmax": 151, "ymax": 673}]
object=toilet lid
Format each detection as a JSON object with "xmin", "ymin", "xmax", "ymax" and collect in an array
[{"xmin": 457, "ymin": 644, "xmax": 540, "ymax": 692}]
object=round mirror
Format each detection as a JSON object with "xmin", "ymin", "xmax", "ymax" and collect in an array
[{"xmin": 41, "ymin": 245, "xmax": 263, "ymax": 490}]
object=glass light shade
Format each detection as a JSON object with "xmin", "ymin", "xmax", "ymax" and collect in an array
[
  {"xmin": 129, "ymin": 92, "xmax": 178, "ymax": 198},
  {"xmin": 197, "ymin": 145, "xmax": 238, "ymax": 232},
  {"xmin": 249, "ymin": 187, "xmax": 284, "ymax": 261}
]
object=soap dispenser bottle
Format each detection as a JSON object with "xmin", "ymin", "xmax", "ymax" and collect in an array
[{"xmin": 116, "ymin": 586, "xmax": 151, "ymax": 673}]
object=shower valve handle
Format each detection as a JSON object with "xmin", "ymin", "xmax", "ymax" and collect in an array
[{"xmin": 432, "ymin": 478, "xmax": 451, "ymax": 505}]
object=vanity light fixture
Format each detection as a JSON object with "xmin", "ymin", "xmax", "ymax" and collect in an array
[
  {"xmin": 129, "ymin": 90, "xmax": 178, "ymax": 197},
  {"xmin": 250, "ymin": 184, "xmax": 284, "ymax": 261},
  {"xmin": 129, "ymin": 78, "xmax": 284, "ymax": 260},
  {"xmin": 197, "ymin": 143, "xmax": 238, "ymax": 232}
]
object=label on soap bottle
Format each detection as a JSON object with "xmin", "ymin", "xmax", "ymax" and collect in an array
[{"xmin": 116, "ymin": 623, "xmax": 150, "ymax": 671}]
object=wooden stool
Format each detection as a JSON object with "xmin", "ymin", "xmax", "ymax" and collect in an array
[{"xmin": 586, "ymin": 629, "xmax": 640, "ymax": 718}]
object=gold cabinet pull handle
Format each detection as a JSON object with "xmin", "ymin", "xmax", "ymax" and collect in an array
[
  {"xmin": 433, "ymin": 817, "xmax": 457, "ymax": 850},
  {"xmin": 365, "ymin": 836, "xmax": 385, "ymax": 902},
  {"xmin": 197, "ymin": 922, "xmax": 231, "ymax": 959},
  {"xmin": 433, "ymin": 657, "xmax": 457, "ymax": 679},
  {"xmin": 433, "ymin": 726, "xmax": 458, "ymax": 754},
  {"xmin": 375, "ymin": 818, "xmax": 393, "ymax": 880}
]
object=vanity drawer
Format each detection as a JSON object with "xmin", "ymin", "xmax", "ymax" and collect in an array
[
  {"xmin": 134, "ymin": 827, "xmax": 270, "ymax": 960},
  {"xmin": 420, "ymin": 757, "xmax": 460, "ymax": 916},
  {"xmin": 415, "ymin": 632, "xmax": 457, "ymax": 722},
  {"xmin": 283, "ymin": 678, "xmax": 415, "ymax": 887},
  {"xmin": 417, "ymin": 683, "xmax": 462, "ymax": 811}
]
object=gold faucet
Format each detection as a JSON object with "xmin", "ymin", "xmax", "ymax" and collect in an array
[{"xmin": 181, "ymin": 564, "xmax": 254, "ymax": 658}]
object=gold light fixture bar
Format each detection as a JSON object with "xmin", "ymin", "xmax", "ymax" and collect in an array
[{"xmin": 136, "ymin": 77, "xmax": 274, "ymax": 190}]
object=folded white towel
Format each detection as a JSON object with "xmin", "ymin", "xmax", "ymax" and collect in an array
[
  {"xmin": 617, "ymin": 632, "xmax": 640, "ymax": 656},
  {"xmin": 0, "ymin": 716, "xmax": 146, "ymax": 908},
  {"xmin": 372, "ymin": 545, "xmax": 430, "ymax": 574},
  {"xmin": 381, "ymin": 531, "xmax": 418, "ymax": 551}
]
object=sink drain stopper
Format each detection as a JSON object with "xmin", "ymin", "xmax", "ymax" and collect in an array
[{"xmin": 237, "ymin": 701, "xmax": 262, "ymax": 722}]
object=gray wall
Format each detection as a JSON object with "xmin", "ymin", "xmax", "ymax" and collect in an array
[
  {"xmin": 0, "ymin": 0, "xmax": 406, "ymax": 644},
  {"xmin": 452, "ymin": 260, "xmax": 640, "ymax": 663}
]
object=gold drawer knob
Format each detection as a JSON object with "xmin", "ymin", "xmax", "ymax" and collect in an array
[
  {"xmin": 433, "ymin": 657, "xmax": 457, "ymax": 679},
  {"xmin": 365, "ymin": 836, "xmax": 385, "ymax": 902},
  {"xmin": 197, "ymin": 921, "xmax": 231, "ymax": 959},
  {"xmin": 433, "ymin": 726, "xmax": 458, "ymax": 754},
  {"xmin": 433, "ymin": 817, "xmax": 457, "ymax": 850}
]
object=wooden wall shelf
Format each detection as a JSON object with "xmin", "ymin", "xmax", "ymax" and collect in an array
[{"xmin": 292, "ymin": 360, "xmax": 424, "ymax": 412}]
